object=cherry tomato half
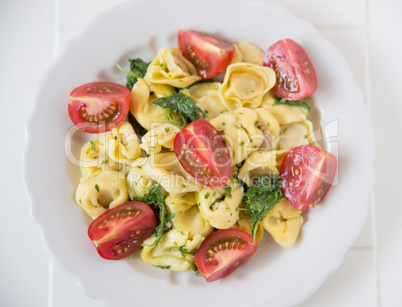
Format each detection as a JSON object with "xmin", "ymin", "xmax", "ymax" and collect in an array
[
  {"xmin": 178, "ymin": 30, "xmax": 235, "ymax": 79},
  {"xmin": 263, "ymin": 39, "xmax": 317, "ymax": 101},
  {"xmin": 174, "ymin": 119, "xmax": 232, "ymax": 187},
  {"xmin": 68, "ymin": 82, "xmax": 130, "ymax": 134},
  {"xmin": 88, "ymin": 201, "xmax": 156, "ymax": 260},
  {"xmin": 194, "ymin": 228, "xmax": 258, "ymax": 282},
  {"xmin": 280, "ymin": 145, "xmax": 337, "ymax": 211}
]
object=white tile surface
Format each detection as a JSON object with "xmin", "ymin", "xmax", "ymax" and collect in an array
[
  {"xmin": 5, "ymin": 0, "xmax": 402, "ymax": 306},
  {"xmin": 276, "ymin": 0, "xmax": 367, "ymax": 26},
  {"xmin": 369, "ymin": 0, "xmax": 402, "ymax": 305},
  {"xmin": 300, "ymin": 249, "xmax": 378, "ymax": 306},
  {"xmin": 0, "ymin": 0, "xmax": 55, "ymax": 306}
]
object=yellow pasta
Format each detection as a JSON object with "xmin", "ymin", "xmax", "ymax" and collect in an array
[
  {"xmin": 165, "ymin": 193, "xmax": 213, "ymax": 238},
  {"xmin": 196, "ymin": 180, "xmax": 243, "ymax": 229},
  {"xmin": 181, "ymin": 82, "xmax": 228, "ymax": 120},
  {"xmin": 261, "ymin": 90, "xmax": 309, "ymax": 125},
  {"xmin": 75, "ymin": 170, "xmax": 128, "ymax": 219},
  {"xmin": 141, "ymin": 230, "xmax": 203, "ymax": 271},
  {"xmin": 144, "ymin": 48, "xmax": 201, "ymax": 88},
  {"xmin": 219, "ymin": 63, "xmax": 276, "ymax": 110},
  {"xmin": 140, "ymin": 123, "xmax": 180, "ymax": 155}
]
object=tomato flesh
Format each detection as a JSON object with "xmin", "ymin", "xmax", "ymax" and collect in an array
[
  {"xmin": 174, "ymin": 119, "xmax": 232, "ymax": 187},
  {"xmin": 263, "ymin": 39, "xmax": 317, "ymax": 101},
  {"xmin": 194, "ymin": 228, "xmax": 258, "ymax": 282},
  {"xmin": 178, "ymin": 30, "xmax": 235, "ymax": 79},
  {"xmin": 68, "ymin": 82, "xmax": 130, "ymax": 134},
  {"xmin": 88, "ymin": 201, "xmax": 156, "ymax": 260},
  {"xmin": 280, "ymin": 145, "xmax": 337, "ymax": 210}
]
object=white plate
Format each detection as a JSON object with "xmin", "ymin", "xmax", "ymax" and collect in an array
[{"xmin": 23, "ymin": 0, "xmax": 374, "ymax": 306}]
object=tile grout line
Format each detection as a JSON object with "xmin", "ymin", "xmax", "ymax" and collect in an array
[
  {"xmin": 364, "ymin": 0, "xmax": 381, "ymax": 306},
  {"xmin": 50, "ymin": 0, "xmax": 59, "ymax": 306},
  {"xmin": 53, "ymin": 0, "xmax": 59, "ymax": 58},
  {"xmin": 48, "ymin": 260, "xmax": 54, "ymax": 307}
]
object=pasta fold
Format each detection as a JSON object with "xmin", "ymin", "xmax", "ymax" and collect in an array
[
  {"xmin": 75, "ymin": 170, "xmax": 128, "ymax": 219},
  {"xmin": 144, "ymin": 48, "xmax": 201, "ymax": 88},
  {"xmin": 219, "ymin": 63, "xmax": 276, "ymax": 110}
]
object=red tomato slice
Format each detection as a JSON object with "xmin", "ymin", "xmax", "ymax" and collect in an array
[
  {"xmin": 263, "ymin": 39, "xmax": 317, "ymax": 101},
  {"xmin": 68, "ymin": 82, "xmax": 130, "ymax": 134},
  {"xmin": 178, "ymin": 30, "xmax": 235, "ymax": 79},
  {"xmin": 174, "ymin": 119, "xmax": 232, "ymax": 187},
  {"xmin": 194, "ymin": 228, "xmax": 258, "ymax": 282},
  {"xmin": 280, "ymin": 145, "xmax": 337, "ymax": 210},
  {"xmin": 88, "ymin": 201, "xmax": 156, "ymax": 260}
]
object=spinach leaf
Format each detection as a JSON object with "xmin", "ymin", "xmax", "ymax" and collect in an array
[
  {"xmin": 273, "ymin": 94, "xmax": 311, "ymax": 112},
  {"xmin": 243, "ymin": 174, "xmax": 285, "ymax": 240},
  {"xmin": 164, "ymin": 245, "xmax": 197, "ymax": 257},
  {"xmin": 116, "ymin": 58, "xmax": 150, "ymax": 90},
  {"xmin": 136, "ymin": 185, "xmax": 173, "ymax": 246},
  {"xmin": 153, "ymin": 92, "xmax": 205, "ymax": 128},
  {"xmin": 223, "ymin": 184, "xmax": 232, "ymax": 199}
]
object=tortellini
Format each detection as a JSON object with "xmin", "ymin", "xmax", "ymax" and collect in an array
[
  {"xmin": 165, "ymin": 193, "xmax": 213, "ymax": 238},
  {"xmin": 140, "ymin": 123, "xmax": 180, "ymax": 155},
  {"xmin": 130, "ymin": 78, "xmax": 174, "ymax": 131},
  {"xmin": 196, "ymin": 180, "xmax": 243, "ymax": 229},
  {"xmin": 219, "ymin": 63, "xmax": 276, "ymax": 110},
  {"xmin": 230, "ymin": 42, "xmax": 265, "ymax": 66},
  {"xmin": 261, "ymin": 90, "xmax": 309, "ymax": 125},
  {"xmin": 108, "ymin": 121, "xmax": 142, "ymax": 167},
  {"xmin": 262, "ymin": 200, "xmax": 303, "ymax": 248},
  {"xmin": 126, "ymin": 158, "xmax": 155, "ymax": 200},
  {"xmin": 79, "ymin": 134, "xmax": 120, "ymax": 178},
  {"xmin": 141, "ymin": 230, "xmax": 203, "ymax": 271},
  {"xmin": 238, "ymin": 151, "xmax": 279, "ymax": 187},
  {"xmin": 141, "ymin": 152, "xmax": 201, "ymax": 197},
  {"xmin": 233, "ymin": 218, "xmax": 265, "ymax": 242},
  {"xmin": 235, "ymin": 42, "xmax": 265, "ymax": 66},
  {"xmin": 210, "ymin": 107, "xmax": 279, "ymax": 165},
  {"xmin": 75, "ymin": 170, "xmax": 128, "ymax": 219},
  {"xmin": 144, "ymin": 48, "xmax": 201, "ymax": 88},
  {"xmin": 182, "ymin": 82, "xmax": 228, "ymax": 120},
  {"xmin": 73, "ymin": 38, "xmax": 323, "ymax": 273},
  {"xmin": 278, "ymin": 119, "xmax": 318, "ymax": 151}
]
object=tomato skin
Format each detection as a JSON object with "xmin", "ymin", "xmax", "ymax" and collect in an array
[
  {"xmin": 195, "ymin": 228, "xmax": 258, "ymax": 282},
  {"xmin": 88, "ymin": 201, "xmax": 156, "ymax": 260},
  {"xmin": 178, "ymin": 30, "xmax": 235, "ymax": 79},
  {"xmin": 263, "ymin": 39, "xmax": 317, "ymax": 101},
  {"xmin": 68, "ymin": 82, "xmax": 130, "ymax": 134},
  {"xmin": 174, "ymin": 119, "xmax": 232, "ymax": 187},
  {"xmin": 280, "ymin": 145, "xmax": 337, "ymax": 211}
]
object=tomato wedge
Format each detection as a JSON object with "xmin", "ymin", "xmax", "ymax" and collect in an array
[
  {"xmin": 174, "ymin": 119, "xmax": 232, "ymax": 187},
  {"xmin": 68, "ymin": 82, "xmax": 130, "ymax": 134},
  {"xmin": 88, "ymin": 201, "xmax": 156, "ymax": 260},
  {"xmin": 280, "ymin": 145, "xmax": 337, "ymax": 210},
  {"xmin": 194, "ymin": 228, "xmax": 258, "ymax": 282},
  {"xmin": 178, "ymin": 30, "xmax": 235, "ymax": 79},
  {"xmin": 263, "ymin": 39, "xmax": 317, "ymax": 101}
]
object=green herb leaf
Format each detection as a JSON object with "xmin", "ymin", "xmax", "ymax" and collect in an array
[
  {"xmin": 116, "ymin": 58, "xmax": 150, "ymax": 90},
  {"xmin": 155, "ymin": 265, "xmax": 171, "ymax": 270},
  {"xmin": 223, "ymin": 184, "xmax": 232, "ymax": 199},
  {"xmin": 242, "ymin": 174, "xmax": 285, "ymax": 240},
  {"xmin": 273, "ymin": 94, "xmax": 311, "ymax": 111},
  {"xmin": 95, "ymin": 184, "xmax": 100, "ymax": 192},
  {"xmin": 153, "ymin": 92, "xmax": 205, "ymax": 128},
  {"xmin": 136, "ymin": 185, "xmax": 173, "ymax": 246},
  {"xmin": 164, "ymin": 245, "xmax": 197, "ymax": 257},
  {"xmin": 90, "ymin": 140, "xmax": 96, "ymax": 151}
]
